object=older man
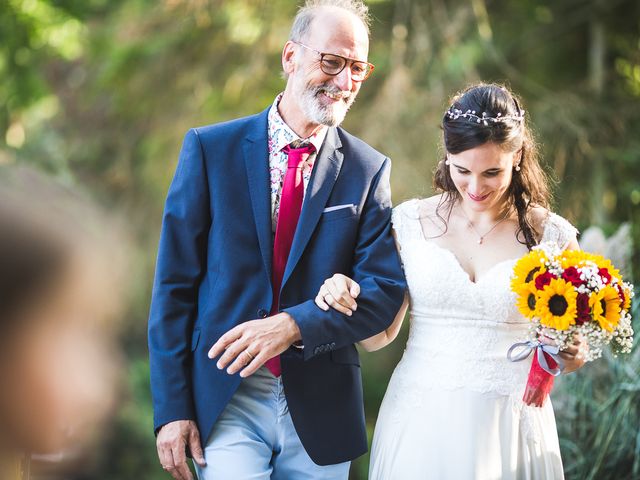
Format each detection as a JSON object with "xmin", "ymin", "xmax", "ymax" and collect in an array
[{"xmin": 148, "ymin": 1, "xmax": 406, "ymax": 478}]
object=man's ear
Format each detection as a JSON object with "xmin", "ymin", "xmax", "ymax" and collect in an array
[{"xmin": 282, "ymin": 41, "xmax": 297, "ymax": 76}]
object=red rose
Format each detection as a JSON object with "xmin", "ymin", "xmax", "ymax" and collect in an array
[
  {"xmin": 535, "ymin": 272, "xmax": 555, "ymax": 290},
  {"xmin": 615, "ymin": 283, "xmax": 626, "ymax": 305},
  {"xmin": 561, "ymin": 266, "xmax": 583, "ymax": 287},
  {"xmin": 599, "ymin": 268, "xmax": 612, "ymax": 284},
  {"xmin": 576, "ymin": 292, "xmax": 590, "ymax": 325}
]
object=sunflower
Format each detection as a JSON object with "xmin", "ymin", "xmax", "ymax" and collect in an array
[
  {"xmin": 515, "ymin": 282, "xmax": 540, "ymax": 319},
  {"xmin": 535, "ymin": 278, "xmax": 578, "ymax": 330},
  {"xmin": 589, "ymin": 285, "xmax": 622, "ymax": 332},
  {"xmin": 559, "ymin": 249, "xmax": 596, "ymax": 269},
  {"xmin": 511, "ymin": 250, "xmax": 548, "ymax": 292}
]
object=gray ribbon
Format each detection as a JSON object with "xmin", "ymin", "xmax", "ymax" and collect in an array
[{"xmin": 507, "ymin": 340, "xmax": 565, "ymax": 376}]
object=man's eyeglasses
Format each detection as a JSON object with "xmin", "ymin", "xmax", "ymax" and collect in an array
[{"xmin": 293, "ymin": 41, "xmax": 375, "ymax": 82}]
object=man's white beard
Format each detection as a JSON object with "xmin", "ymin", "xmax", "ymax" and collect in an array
[{"xmin": 296, "ymin": 76, "xmax": 356, "ymax": 127}]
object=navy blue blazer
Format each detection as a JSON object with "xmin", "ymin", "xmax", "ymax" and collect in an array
[{"xmin": 148, "ymin": 106, "xmax": 407, "ymax": 466}]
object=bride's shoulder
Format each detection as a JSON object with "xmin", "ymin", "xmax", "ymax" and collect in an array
[
  {"xmin": 392, "ymin": 195, "xmax": 446, "ymax": 240},
  {"xmin": 527, "ymin": 206, "xmax": 579, "ymax": 248},
  {"xmin": 393, "ymin": 195, "xmax": 442, "ymax": 222},
  {"xmin": 420, "ymin": 194, "xmax": 444, "ymax": 213},
  {"xmin": 392, "ymin": 199, "xmax": 421, "ymax": 235},
  {"xmin": 527, "ymin": 205, "xmax": 549, "ymax": 235}
]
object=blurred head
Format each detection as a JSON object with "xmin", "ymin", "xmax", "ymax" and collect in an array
[
  {"xmin": 281, "ymin": 0, "xmax": 371, "ymax": 127},
  {"xmin": 434, "ymin": 83, "xmax": 551, "ymax": 248},
  {"xmin": 0, "ymin": 167, "xmax": 123, "ymax": 455}
]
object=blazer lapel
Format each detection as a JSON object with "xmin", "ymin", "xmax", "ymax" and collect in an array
[
  {"xmin": 282, "ymin": 128, "xmax": 343, "ymax": 288},
  {"xmin": 243, "ymin": 108, "xmax": 273, "ymax": 284}
]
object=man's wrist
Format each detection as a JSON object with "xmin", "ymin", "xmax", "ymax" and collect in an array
[{"xmin": 279, "ymin": 311, "xmax": 302, "ymax": 344}]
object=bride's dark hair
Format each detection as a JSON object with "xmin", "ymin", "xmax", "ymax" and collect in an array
[{"xmin": 433, "ymin": 83, "xmax": 551, "ymax": 250}]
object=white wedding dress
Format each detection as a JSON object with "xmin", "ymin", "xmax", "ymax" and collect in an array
[{"xmin": 369, "ymin": 199, "xmax": 577, "ymax": 480}]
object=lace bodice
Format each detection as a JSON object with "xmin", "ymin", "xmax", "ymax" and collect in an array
[{"xmin": 389, "ymin": 199, "xmax": 578, "ymax": 400}]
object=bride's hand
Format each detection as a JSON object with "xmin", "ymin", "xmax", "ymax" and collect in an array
[
  {"xmin": 314, "ymin": 273, "xmax": 360, "ymax": 316},
  {"xmin": 559, "ymin": 333, "xmax": 587, "ymax": 373},
  {"xmin": 540, "ymin": 333, "xmax": 587, "ymax": 374}
]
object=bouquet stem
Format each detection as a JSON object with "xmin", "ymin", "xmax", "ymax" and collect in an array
[{"xmin": 522, "ymin": 348, "xmax": 558, "ymax": 407}]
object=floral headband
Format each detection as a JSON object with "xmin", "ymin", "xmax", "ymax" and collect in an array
[{"xmin": 445, "ymin": 107, "xmax": 525, "ymax": 126}]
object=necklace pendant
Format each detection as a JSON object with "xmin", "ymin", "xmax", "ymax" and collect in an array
[{"xmin": 478, "ymin": 237, "xmax": 483, "ymax": 244}]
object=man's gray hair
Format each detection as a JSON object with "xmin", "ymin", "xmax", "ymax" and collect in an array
[{"xmin": 289, "ymin": 0, "xmax": 371, "ymax": 42}]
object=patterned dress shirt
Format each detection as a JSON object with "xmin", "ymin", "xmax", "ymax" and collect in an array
[{"xmin": 267, "ymin": 94, "xmax": 328, "ymax": 231}]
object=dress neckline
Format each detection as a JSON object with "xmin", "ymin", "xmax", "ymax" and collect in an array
[
  {"xmin": 421, "ymin": 240, "xmax": 519, "ymax": 285},
  {"xmin": 412, "ymin": 199, "xmax": 527, "ymax": 285}
]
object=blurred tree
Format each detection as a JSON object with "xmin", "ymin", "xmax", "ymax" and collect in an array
[{"xmin": 1, "ymin": 0, "xmax": 638, "ymax": 479}]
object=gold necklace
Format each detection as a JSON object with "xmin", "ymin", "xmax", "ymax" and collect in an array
[{"xmin": 459, "ymin": 205, "xmax": 511, "ymax": 245}]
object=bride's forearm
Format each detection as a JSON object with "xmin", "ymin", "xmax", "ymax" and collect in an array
[{"xmin": 358, "ymin": 294, "xmax": 409, "ymax": 352}]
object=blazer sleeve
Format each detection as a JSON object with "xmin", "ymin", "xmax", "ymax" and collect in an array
[
  {"xmin": 148, "ymin": 129, "xmax": 211, "ymax": 432},
  {"xmin": 284, "ymin": 157, "xmax": 407, "ymax": 360}
]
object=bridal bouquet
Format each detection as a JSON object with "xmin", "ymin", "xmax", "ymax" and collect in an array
[{"xmin": 508, "ymin": 243, "xmax": 634, "ymax": 406}]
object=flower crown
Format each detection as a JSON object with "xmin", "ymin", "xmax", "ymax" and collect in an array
[{"xmin": 445, "ymin": 107, "xmax": 525, "ymax": 125}]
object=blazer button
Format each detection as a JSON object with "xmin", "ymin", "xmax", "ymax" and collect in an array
[{"xmin": 257, "ymin": 308, "xmax": 268, "ymax": 318}]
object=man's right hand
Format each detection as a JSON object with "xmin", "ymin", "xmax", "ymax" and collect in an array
[{"xmin": 156, "ymin": 419, "xmax": 206, "ymax": 480}]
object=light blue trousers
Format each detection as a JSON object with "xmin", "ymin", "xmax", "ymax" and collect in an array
[{"xmin": 194, "ymin": 367, "xmax": 351, "ymax": 479}]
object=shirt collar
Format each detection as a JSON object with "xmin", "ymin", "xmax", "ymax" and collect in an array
[{"xmin": 267, "ymin": 93, "xmax": 328, "ymax": 155}]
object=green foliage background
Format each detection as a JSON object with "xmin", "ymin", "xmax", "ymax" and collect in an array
[{"xmin": 1, "ymin": 0, "xmax": 638, "ymax": 478}]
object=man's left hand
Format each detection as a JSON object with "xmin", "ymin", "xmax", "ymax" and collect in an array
[{"xmin": 208, "ymin": 312, "xmax": 302, "ymax": 377}]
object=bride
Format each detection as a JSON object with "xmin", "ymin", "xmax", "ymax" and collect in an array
[{"xmin": 314, "ymin": 83, "xmax": 585, "ymax": 479}]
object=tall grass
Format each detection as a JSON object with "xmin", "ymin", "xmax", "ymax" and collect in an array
[{"xmin": 555, "ymin": 299, "xmax": 640, "ymax": 479}]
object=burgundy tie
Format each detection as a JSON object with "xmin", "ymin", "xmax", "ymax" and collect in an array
[{"xmin": 265, "ymin": 143, "xmax": 316, "ymax": 377}]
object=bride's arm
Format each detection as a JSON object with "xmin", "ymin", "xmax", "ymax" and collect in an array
[
  {"xmin": 314, "ymin": 274, "xmax": 409, "ymax": 352},
  {"xmin": 558, "ymin": 236, "xmax": 586, "ymax": 372},
  {"xmin": 358, "ymin": 293, "xmax": 409, "ymax": 352},
  {"xmin": 535, "ymin": 216, "xmax": 585, "ymax": 372},
  {"xmin": 315, "ymin": 227, "xmax": 409, "ymax": 351},
  {"xmin": 564, "ymin": 238, "xmax": 580, "ymax": 251}
]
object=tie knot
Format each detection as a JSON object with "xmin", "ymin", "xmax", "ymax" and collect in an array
[{"xmin": 283, "ymin": 143, "xmax": 316, "ymax": 168}]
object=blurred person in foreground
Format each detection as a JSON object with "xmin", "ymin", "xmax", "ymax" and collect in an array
[
  {"xmin": 148, "ymin": 0, "xmax": 406, "ymax": 478},
  {"xmin": 314, "ymin": 83, "xmax": 587, "ymax": 479},
  {"xmin": 0, "ymin": 167, "xmax": 123, "ymax": 479}
]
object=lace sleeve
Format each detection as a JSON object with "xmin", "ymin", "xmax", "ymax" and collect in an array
[
  {"xmin": 540, "ymin": 212, "xmax": 579, "ymax": 250},
  {"xmin": 391, "ymin": 199, "xmax": 423, "ymax": 249}
]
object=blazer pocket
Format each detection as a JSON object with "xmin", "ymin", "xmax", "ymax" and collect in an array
[
  {"xmin": 323, "ymin": 203, "xmax": 356, "ymax": 213},
  {"xmin": 321, "ymin": 204, "xmax": 358, "ymax": 222},
  {"xmin": 330, "ymin": 345, "xmax": 360, "ymax": 366},
  {"xmin": 191, "ymin": 328, "xmax": 201, "ymax": 352}
]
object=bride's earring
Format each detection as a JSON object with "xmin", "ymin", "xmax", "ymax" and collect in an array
[
  {"xmin": 445, "ymin": 157, "xmax": 451, "ymax": 166},
  {"xmin": 514, "ymin": 150, "xmax": 522, "ymax": 172}
]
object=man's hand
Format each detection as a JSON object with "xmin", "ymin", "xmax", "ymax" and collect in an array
[
  {"xmin": 156, "ymin": 420, "xmax": 206, "ymax": 480},
  {"xmin": 208, "ymin": 312, "xmax": 301, "ymax": 377}
]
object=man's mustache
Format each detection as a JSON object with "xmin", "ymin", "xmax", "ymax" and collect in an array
[{"xmin": 312, "ymin": 84, "xmax": 352, "ymax": 102}]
